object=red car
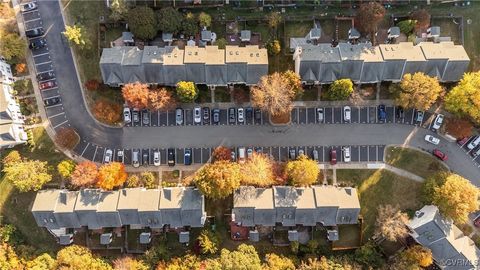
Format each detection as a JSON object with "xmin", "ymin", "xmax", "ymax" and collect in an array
[
  {"xmin": 433, "ymin": 149, "xmax": 448, "ymax": 161},
  {"xmin": 330, "ymin": 149, "xmax": 337, "ymax": 165},
  {"xmin": 39, "ymin": 81, "xmax": 57, "ymax": 90},
  {"xmin": 474, "ymin": 216, "xmax": 480, "ymax": 228},
  {"xmin": 457, "ymin": 136, "xmax": 470, "ymax": 146}
]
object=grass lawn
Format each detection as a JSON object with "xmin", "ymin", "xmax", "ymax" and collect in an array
[
  {"xmin": 336, "ymin": 169, "xmax": 423, "ymax": 241},
  {"xmin": 385, "ymin": 146, "xmax": 447, "ymax": 179}
]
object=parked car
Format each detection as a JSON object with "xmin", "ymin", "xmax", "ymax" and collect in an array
[
  {"xmin": 238, "ymin": 147, "xmax": 246, "ymax": 164},
  {"xmin": 298, "ymin": 149, "xmax": 305, "ymax": 156},
  {"xmin": 29, "ymin": 38, "xmax": 46, "ymax": 50},
  {"xmin": 415, "ymin": 110, "xmax": 424, "ymax": 123},
  {"xmin": 167, "ymin": 148, "xmax": 175, "ymax": 166},
  {"xmin": 117, "ymin": 150, "xmax": 124, "ymax": 163},
  {"xmin": 142, "ymin": 109, "xmax": 150, "ymax": 125},
  {"xmin": 202, "ymin": 107, "xmax": 210, "ymax": 124},
  {"xmin": 132, "ymin": 108, "xmax": 140, "ymax": 123},
  {"xmin": 474, "ymin": 216, "xmax": 480, "ymax": 228},
  {"xmin": 316, "ymin": 108, "xmax": 324, "ymax": 123},
  {"xmin": 343, "ymin": 146, "xmax": 351, "ymax": 162},
  {"xmin": 312, "ymin": 149, "xmax": 319, "ymax": 161},
  {"xmin": 343, "ymin": 106, "xmax": 351, "ymax": 122},
  {"xmin": 25, "ymin": 27, "xmax": 44, "ymax": 38},
  {"xmin": 184, "ymin": 148, "xmax": 192, "ymax": 165},
  {"xmin": 175, "ymin": 108, "xmax": 183, "ymax": 125},
  {"xmin": 21, "ymin": 2, "xmax": 37, "ymax": 12},
  {"xmin": 153, "ymin": 151, "xmax": 160, "ymax": 166},
  {"xmin": 431, "ymin": 114, "xmax": 444, "ymax": 131},
  {"xmin": 471, "ymin": 148, "xmax": 480, "ymax": 158},
  {"xmin": 132, "ymin": 149, "xmax": 140, "ymax": 168},
  {"xmin": 123, "ymin": 107, "xmax": 131, "ymax": 123},
  {"xmin": 330, "ymin": 149, "xmax": 337, "ymax": 165},
  {"xmin": 289, "ymin": 148, "xmax": 296, "ymax": 160},
  {"xmin": 245, "ymin": 107, "xmax": 253, "ymax": 120},
  {"xmin": 104, "ymin": 149, "xmax": 113, "ymax": 163},
  {"xmin": 433, "ymin": 149, "xmax": 448, "ymax": 161},
  {"xmin": 457, "ymin": 136, "xmax": 470, "ymax": 146},
  {"xmin": 425, "ymin": 135, "xmax": 440, "ymax": 145},
  {"xmin": 228, "ymin": 107, "xmax": 236, "ymax": 124},
  {"xmin": 212, "ymin": 109, "xmax": 220, "ymax": 124},
  {"xmin": 194, "ymin": 106, "xmax": 201, "ymax": 124},
  {"xmin": 467, "ymin": 136, "xmax": 480, "ymax": 150},
  {"xmin": 36, "ymin": 71, "xmax": 54, "ymax": 81},
  {"xmin": 396, "ymin": 106, "xmax": 404, "ymax": 120},
  {"xmin": 142, "ymin": 151, "xmax": 149, "ymax": 166},
  {"xmin": 254, "ymin": 147, "xmax": 262, "ymax": 153},
  {"xmin": 43, "ymin": 97, "xmax": 60, "ymax": 107},
  {"xmin": 231, "ymin": 150, "xmax": 236, "ymax": 162},
  {"xmin": 378, "ymin": 105, "xmax": 386, "ymax": 122},
  {"xmin": 39, "ymin": 80, "xmax": 56, "ymax": 90},
  {"xmin": 254, "ymin": 109, "xmax": 261, "ymax": 122},
  {"xmin": 247, "ymin": 148, "xmax": 253, "ymax": 159},
  {"xmin": 237, "ymin": 108, "xmax": 244, "ymax": 123}
]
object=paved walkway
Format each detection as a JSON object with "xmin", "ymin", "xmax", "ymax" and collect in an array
[{"xmin": 325, "ymin": 162, "xmax": 425, "ymax": 183}]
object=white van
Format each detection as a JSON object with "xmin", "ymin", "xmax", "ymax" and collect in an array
[
  {"xmin": 467, "ymin": 136, "xmax": 480, "ymax": 150},
  {"xmin": 238, "ymin": 147, "xmax": 246, "ymax": 164}
]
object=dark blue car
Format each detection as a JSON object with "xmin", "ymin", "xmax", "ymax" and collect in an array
[{"xmin": 378, "ymin": 105, "xmax": 386, "ymax": 122}]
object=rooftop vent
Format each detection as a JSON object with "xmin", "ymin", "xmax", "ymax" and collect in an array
[
  {"xmin": 256, "ymin": 53, "xmax": 259, "ymax": 57},
  {"xmin": 415, "ymin": 211, "xmax": 424, "ymax": 218},
  {"xmin": 236, "ymin": 51, "xmax": 239, "ymax": 55},
  {"xmin": 250, "ymin": 53, "xmax": 253, "ymax": 57},
  {"xmin": 194, "ymin": 52, "xmax": 198, "ymax": 56},
  {"xmin": 188, "ymin": 52, "xmax": 192, "ymax": 55},
  {"xmin": 229, "ymin": 51, "xmax": 233, "ymax": 55}
]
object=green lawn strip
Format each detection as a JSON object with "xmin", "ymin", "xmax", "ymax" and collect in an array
[
  {"xmin": 385, "ymin": 146, "xmax": 447, "ymax": 179},
  {"xmin": 336, "ymin": 169, "xmax": 422, "ymax": 241}
]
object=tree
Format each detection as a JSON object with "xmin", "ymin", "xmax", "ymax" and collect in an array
[
  {"xmin": 263, "ymin": 254, "xmax": 295, "ymax": 270},
  {"xmin": 15, "ymin": 63, "xmax": 26, "ymax": 75},
  {"xmin": 283, "ymin": 70, "xmax": 303, "ymax": 98},
  {"xmin": 397, "ymin": 20, "xmax": 416, "ymax": 35},
  {"xmin": 194, "ymin": 160, "xmax": 241, "ymax": 199},
  {"xmin": 127, "ymin": 6, "xmax": 157, "ymax": 40},
  {"xmin": 2, "ymin": 150, "xmax": 21, "ymax": 167},
  {"xmin": 285, "ymin": 155, "xmax": 319, "ymax": 187},
  {"xmin": 198, "ymin": 12, "xmax": 212, "ymax": 28},
  {"xmin": 432, "ymin": 173, "xmax": 479, "ymax": 223},
  {"xmin": 215, "ymin": 38, "xmax": 227, "ymax": 49},
  {"xmin": 97, "ymin": 162, "xmax": 128, "ymax": 190},
  {"xmin": 0, "ymin": 33, "xmax": 26, "ymax": 61},
  {"xmin": 85, "ymin": 79, "xmax": 100, "ymax": 91},
  {"xmin": 113, "ymin": 256, "xmax": 148, "ymax": 270},
  {"xmin": 421, "ymin": 171, "xmax": 449, "ymax": 205},
  {"xmin": 56, "ymin": 245, "xmax": 112, "ymax": 270},
  {"xmin": 109, "ymin": 0, "xmax": 128, "ymax": 23},
  {"xmin": 175, "ymin": 81, "xmax": 198, "ymax": 102},
  {"xmin": 445, "ymin": 118, "xmax": 473, "ymax": 139},
  {"xmin": 122, "ymin": 82, "xmax": 150, "ymax": 109},
  {"xmin": 63, "ymin": 24, "xmax": 91, "ymax": 49},
  {"xmin": 140, "ymin": 172, "xmax": 156, "ymax": 189},
  {"xmin": 181, "ymin": 13, "xmax": 198, "ymax": 37},
  {"xmin": 354, "ymin": 242, "xmax": 385, "ymax": 268},
  {"xmin": 3, "ymin": 160, "xmax": 52, "ymax": 192},
  {"xmin": 71, "ymin": 161, "xmax": 98, "ymax": 187},
  {"xmin": 93, "ymin": 99, "xmax": 123, "ymax": 124},
  {"xmin": 240, "ymin": 153, "xmax": 275, "ymax": 187},
  {"xmin": 374, "ymin": 204, "xmax": 409, "ymax": 241},
  {"xmin": 0, "ymin": 243, "xmax": 23, "ymax": 270},
  {"xmin": 159, "ymin": 254, "xmax": 201, "ymax": 270},
  {"xmin": 355, "ymin": 2, "xmax": 385, "ymax": 43},
  {"xmin": 445, "ymin": 72, "xmax": 480, "ymax": 125},
  {"xmin": 26, "ymin": 253, "xmax": 57, "ymax": 270},
  {"xmin": 212, "ymin": 146, "xmax": 232, "ymax": 162},
  {"xmin": 251, "ymin": 73, "xmax": 296, "ymax": 117},
  {"xmin": 157, "ymin": 7, "xmax": 182, "ymax": 34},
  {"xmin": 267, "ymin": 12, "xmax": 282, "ymax": 29},
  {"xmin": 126, "ymin": 174, "xmax": 140, "ymax": 188},
  {"xmin": 218, "ymin": 244, "xmax": 262, "ymax": 270},
  {"xmin": 57, "ymin": 160, "xmax": 76, "ymax": 179},
  {"xmin": 298, "ymin": 257, "xmax": 348, "ymax": 270},
  {"xmin": 392, "ymin": 245, "xmax": 433, "ymax": 270},
  {"xmin": 327, "ymin": 79, "xmax": 354, "ymax": 100},
  {"xmin": 411, "ymin": 9, "xmax": 431, "ymax": 31},
  {"xmin": 148, "ymin": 88, "xmax": 176, "ymax": 111},
  {"xmin": 393, "ymin": 73, "xmax": 444, "ymax": 111},
  {"xmin": 266, "ymin": 40, "xmax": 281, "ymax": 55},
  {"xmin": 197, "ymin": 230, "xmax": 219, "ymax": 255},
  {"xmin": 55, "ymin": 127, "xmax": 79, "ymax": 149}
]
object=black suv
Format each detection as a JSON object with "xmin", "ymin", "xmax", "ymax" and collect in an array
[
  {"xmin": 167, "ymin": 148, "xmax": 175, "ymax": 166},
  {"xmin": 37, "ymin": 71, "xmax": 55, "ymax": 81},
  {"xmin": 25, "ymin": 27, "xmax": 44, "ymax": 38},
  {"xmin": 29, "ymin": 38, "xmax": 46, "ymax": 50},
  {"xmin": 44, "ymin": 97, "xmax": 60, "ymax": 107}
]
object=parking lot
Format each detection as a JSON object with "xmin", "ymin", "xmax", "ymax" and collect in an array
[
  {"xmin": 21, "ymin": 3, "xmax": 69, "ymax": 131},
  {"xmin": 457, "ymin": 136, "xmax": 480, "ymax": 167}
]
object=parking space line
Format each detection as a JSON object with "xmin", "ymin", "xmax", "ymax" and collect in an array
[
  {"xmin": 92, "ymin": 146, "xmax": 98, "ymax": 161},
  {"xmin": 53, "ymin": 120, "xmax": 68, "ymax": 129},
  {"xmin": 21, "ymin": 10, "xmax": 38, "ymax": 15},
  {"xmin": 411, "ymin": 109, "xmax": 415, "ymax": 124},
  {"xmin": 393, "ymin": 106, "xmax": 396, "ymax": 123},
  {"xmin": 427, "ymin": 116, "xmax": 433, "ymax": 130},
  {"xmin": 48, "ymin": 112, "xmax": 65, "ymax": 118},
  {"xmin": 33, "ymin": 52, "xmax": 49, "ymax": 58},
  {"xmin": 367, "ymin": 147, "xmax": 370, "ymax": 161},
  {"xmin": 376, "ymin": 145, "xmax": 379, "ymax": 161},
  {"xmin": 322, "ymin": 147, "xmax": 325, "ymax": 162},
  {"xmin": 367, "ymin": 108, "xmax": 369, "ymax": 123},
  {"xmin": 305, "ymin": 109, "xmax": 308, "ymax": 124},
  {"xmin": 35, "ymin": 60, "xmax": 52, "ymax": 66},
  {"xmin": 24, "ymin": 17, "xmax": 42, "ymax": 23},
  {"xmin": 166, "ymin": 110, "xmax": 169, "ymax": 125},
  {"xmin": 40, "ymin": 69, "xmax": 54, "ymax": 74},
  {"xmin": 358, "ymin": 147, "xmax": 361, "ymax": 161},
  {"xmin": 45, "ymin": 103, "xmax": 63, "ymax": 109},
  {"xmin": 157, "ymin": 111, "xmax": 160, "ymax": 126},
  {"xmin": 80, "ymin": 143, "xmax": 90, "ymax": 157},
  {"xmin": 102, "ymin": 148, "xmax": 106, "ymax": 163},
  {"xmin": 331, "ymin": 108, "xmax": 334, "ymax": 123},
  {"xmin": 357, "ymin": 107, "xmax": 361, "ymax": 123},
  {"xmin": 40, "ymin": 86, "xmax": 58, "ymax": 92}
]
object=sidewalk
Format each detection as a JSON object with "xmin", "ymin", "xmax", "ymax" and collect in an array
[{"xmin": 324, "ymin": 162, "xmax": 425, "ymax": 183}]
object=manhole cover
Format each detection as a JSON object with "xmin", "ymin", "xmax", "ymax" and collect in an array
[{"xmin": 467, "ymin": 19, "xmax": 472, "ymax": 25}]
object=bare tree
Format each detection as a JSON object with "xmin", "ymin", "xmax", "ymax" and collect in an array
[{"xmin": 374, "ymin": 204, "xmax": 409, "ymax": 241}]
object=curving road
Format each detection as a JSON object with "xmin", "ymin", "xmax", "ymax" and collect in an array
[{"xmin": 28, "ymin": 1, "xmax": 480, "ymax": 185}]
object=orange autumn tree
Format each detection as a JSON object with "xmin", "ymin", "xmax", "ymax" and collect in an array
[
  {"xmin": 122, "ymin": 82, "xmax": 149, "ymax": 109},
  {"xmin": 148, "ymin": 87, "xmax": 176, "ymax": 111},
  {"xmin": 71, "ymin": 161, "xmax": 98, "ymax": 187},
  {"xmin": 97, "ymin": 162, "xmax": 127, "ymax": 190},
  {"xmin": 93, "ymin": 99, "xmax": 122, "ymax": 124}
]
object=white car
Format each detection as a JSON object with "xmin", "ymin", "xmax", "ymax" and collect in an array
[
  {"xmin": 104, "ymin": 149, "xmax": 113, "ymax": 163},
  {"xmin": 432, "ymin": 114, "xmax": 444, "ymax": 130},
  {"xmin": 344, "ymin": 106, "xmax": 351, "ymax": 122},
  {"xmin": 123, "ymin": 107, "xmax": 131, "ymax": 123},
  {"xmin": 153, "ymin": 151, "xmax": 160, "ymax": 166},
  {"xmin": 117, "ymin": 150, "xmax": 124, "ymax": 163},
  {"xmin": 424, "ymin": 135, "xmax": 440, "ymax": 145},
  {"xmin": 194, "ymin": 106, "xmax": 201, "ymax": 124},
  {"xmin": 132, "ymin": 149, "xmax": 140, "ymax": 168},
  {"xmin": 343, "ymin": 146, "xmax": 351, "ymax": 162},
  {"xmin": 21, "ymin": 2, "xmax": 37, "ymax": 12},
  {"xmin": 316, "ymin": 108, "xmax": 324, "ymax": 123},
  {"xmin": 298, "ymin": 149, "xmax": 305, "ymax": 156},
  {"xmin": 237, "ymin": 108, "xmax": 244, "ymax": 123}
]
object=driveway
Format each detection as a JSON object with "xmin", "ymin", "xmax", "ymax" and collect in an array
[{"xmin": 27, "ymin": 0, "xmax": 480, "ymax": 186}]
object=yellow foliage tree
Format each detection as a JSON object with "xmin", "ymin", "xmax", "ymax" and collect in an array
[
  {"xmin": 194, "ymin": 160, "xmax": 241, "ymax": 199},
  {"xmin": 251, "ymin": 73, "xmax": 296, "ymax": 117},
  {"xmin": 240, "ymin": 153, "xmax": 275, "ymax": 187},
  {"xmin": 445, "ymin": 72, "xmax": 480, "ymax": 125},
  {"xmin": 394, "ymin": 72, "xmax": 444, "ymax": 111},
  {"xmin": 97, "ymin": 162, "xmax": 128, "ymax": 190},
  {"xmin": 284, "ymin": 155, "xmax": 319, "ymax": 187}
]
